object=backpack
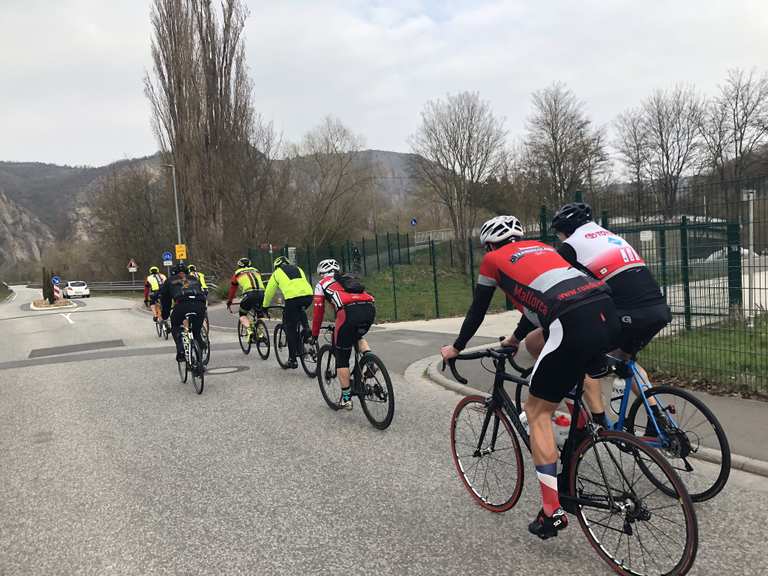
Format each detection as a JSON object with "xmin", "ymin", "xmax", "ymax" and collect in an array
[{"xmin": 334, "ymin": 271, "xmax": 366, "ymax": 294}]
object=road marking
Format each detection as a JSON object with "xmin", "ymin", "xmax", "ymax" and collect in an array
[
  {"xmin": 60, "ymin": 313, "xmax": 75, "ymax": 325},
  {"xmin": 393, "ymin": 338, "xmax": 428, "ymax": 346}
]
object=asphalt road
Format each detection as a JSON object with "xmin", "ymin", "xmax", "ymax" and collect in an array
[{"xmin": 1, "ymin": 287, "xmax": 767, "ymax": 575}]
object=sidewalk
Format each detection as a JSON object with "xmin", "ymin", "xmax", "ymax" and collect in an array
[{"xmin": 396, "ymin": 310, "xmax": 768, "ymax": 467}]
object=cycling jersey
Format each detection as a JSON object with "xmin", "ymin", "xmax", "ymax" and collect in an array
[
  {"xmin": 454, "ymin": 240, "xmax": 610, "ymax": 350},
  {"xmin": 144, "ymin": 273, "xmax": 166, "ymax": 299},
  {"xmin": 262, "ymin": 264, "xmax": 312, "ymax": 308},
  {"xmin": 559, "ymin": 222, "xmax": 664, "ymax": 309},
  {"xmin": 311, "ymin": 274, "xmax": 375, "ymax": 337},
  {"xmin": 226, "ymin": 266, "xmax": 265, "ymax": 302},
  {"xmin": 190, "ymin": 271, "xmax": 208, "ymax": 291},
  {"xmin": 159, "ymin": 273, "xmax": 206, "ymax": 316}
]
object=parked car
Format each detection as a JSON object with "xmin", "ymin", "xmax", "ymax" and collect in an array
[{"xmin": 64, "ymin": 280, "xmax": 90, "ymax": 298}]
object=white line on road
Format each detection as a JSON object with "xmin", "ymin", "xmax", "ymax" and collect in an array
[{"xmin": 60, "ymin": 313, "xmax": 75, "ymax": 325}]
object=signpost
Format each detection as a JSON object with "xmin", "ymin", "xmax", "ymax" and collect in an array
[
  {"xmin": 175, "ymin": 244, "xmax": 187, "ymax": 261},
  {"xmin": 410, "ymin": 218, "xmax": 418, "ymax": 227},
  {"xmin": 128, "ymin": 259, "xmax": 138, "ymax": 284},
  {"xmin": 162, "ymin": 251, "xmax": 173, "ymax": 274},
  {"xmin": 51, "ymin": 275, "xmax": 62, "ymax": 301}
]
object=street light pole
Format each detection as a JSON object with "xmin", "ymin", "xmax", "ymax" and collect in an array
[{"xmin": 165, "ymin": 163, "xmax": 182, "ymax": 245}]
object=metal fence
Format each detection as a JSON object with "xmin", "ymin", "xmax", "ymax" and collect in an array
[{"xmin": 251, "ymin": 176, "xmax": 768, "ymax": 392}]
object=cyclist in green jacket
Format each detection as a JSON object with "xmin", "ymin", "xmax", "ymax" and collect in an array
[{"xmin": 262, "ymin": 256, "xmax": 313, "ymax": 369}]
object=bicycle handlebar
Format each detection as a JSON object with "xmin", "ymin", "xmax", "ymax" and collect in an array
[{"xmin": 443, "ymin": 346, "xmax": 531, "ymax": 385}]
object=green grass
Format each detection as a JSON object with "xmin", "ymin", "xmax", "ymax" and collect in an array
[
  {"xmin": 643, "ymin": 315, "xmax": 768, "ymax": 392},
  {"xmin": 0, "ymin": 282, "xmax": 11, "ymax": 301},
  {"xmin": 363, "ymin": 263, "xmax": 509, "ymax": 323}
]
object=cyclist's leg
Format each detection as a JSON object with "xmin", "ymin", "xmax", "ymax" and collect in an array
[
  {"xmin": 298, "ymin": 296, "xmax": 312, "ymax": 337},
  {"xmin": 283, "ymin": 298, "xmax": 300, "ymax": 360},
  {"xmin": 239, "ymin": 291, "xmax": 255, "ymax": 331},
  {"xmin": 189, "ymin": 306, "xmax": 204, "ymax": 345},
  {"xmin": 334, "ymin": 307, "xmax": 356, "ymax": 405},
  {"xmin": 169, "ymin": 305, "xmax": 186, "ymax": 361}
]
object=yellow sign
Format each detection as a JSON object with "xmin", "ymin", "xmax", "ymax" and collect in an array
[{"xmin": 175, "ymin": 244, "xmax": 188, "ymax": 260}]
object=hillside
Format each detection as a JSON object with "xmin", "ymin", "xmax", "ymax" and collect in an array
[{"xmin": 0, "ymin": 189, "xmax": 55, "ymax": 269}]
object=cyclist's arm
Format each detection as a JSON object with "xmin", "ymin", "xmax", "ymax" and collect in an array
[
  {"xmin": 143, "ymin": 280, "xmax": 150, "ymax": 300},
  {"xmin": 311, "ymin": 284, "xmax": 325, "ymax": 338},
  {"xmin": 226, "ymin": 274, "xmax": 238, "ymax": 304},
  {"xmin": 453, "ymin": 283, "xmax": 495, "ymax": 351},
  {"xmin": 557, "ymin": 244, "xmax": 597, "ymax": 279},
  {"xmin": 262, "ymin": 273, "xmax": 278, "ymax": 308},
  {"xmin": 513, "ymin": 314, "xmax": 536, "ymax": 342}
]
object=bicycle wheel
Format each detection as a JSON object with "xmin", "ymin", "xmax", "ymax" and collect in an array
[
  {"xmin": 200, "ymin": 323, "xmax": 211, "ymax": 366},
  {"xmin": 177, "ymin": 346, "xmax": 188, "ymax": 383},
  {"xmin": 568, "ymin": 430, "xmax": 698, "ymax": 576},
  {"xmin": 163, "ymin": 322, "xmax": 170, "ymax": 341},
  {"xmin": 238, "ymin": 319, "xmax": 252, "ymax": 355},
  {"xmin": 155, "ymin": 319, "xmax": 162, "ymax": 338},
  {"xmin": 317, "ymin": 345, "xmax": 341, "ymax": 410},
  {"xmin": 254, "ymin": 319, "xmax": 270, "ymax": 360},
  {"xmin": 190, "ymin": 340, "xmax": 204, "ymax": 395},
  {"xmin": 300, "ymin": 337, "xmax": 319, "ymax": 378},
  {"xmin": 450, "ymin": 395, "xmax": 524, "ymax": 513},
  {"xmin": 274, "ymin": 323, "xmax": 290, "ymax": 369},
  {"xmin": 357, "ymin": 353, "xmax": 395, "ymax": 430},
  {"xmin": 626, "ymin": 385, "xmax": 731, "ymax": 502}
]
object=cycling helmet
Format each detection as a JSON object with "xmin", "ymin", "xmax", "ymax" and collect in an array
[
  {"xmin": 479, "ymin": 215, "xmax": 524, "ymax": 248},
  {"xmin": 317, "ymin": 258, "xmax": 341, "ymax": 276},
  {"xmin": 171, "ymin": 263, "xmax": 188, "ymax": 275},
  {"xmin": 551, "ymin": 202, "xmax": 592, "ymax": 235},
  {"xmin": 149, "ymin": 266, "xmax": 159, "ymax": 274},
  {"xmin": 273, "ymin": 255, "xmax": 289, "ymax": 268},
  {"xmin": 187, "ymin": 264, "xmax": 197, "ymax": 272},
  {"xmin": 237, "ymin": 257, "xmax": 251, "ymax": 268}
]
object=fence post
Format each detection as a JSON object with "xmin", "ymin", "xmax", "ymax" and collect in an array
[
  {"xmin": 449, "ymin": 239, "xmax": 454, "ymax": 267},
  {"xmin": 574, "ymin": 190, "xmax": 583, "ymax": 202},
  {"xmin": 305, "ymin": 246, "xmax": 312, "ymax": 284},
  {"xmin": 680, "ymin": 217, "xmax": 692, "ymax": 331},
  {"xmin": 375, "ymin": 234, "xmax": 381, "ymax": 272},
  {"xmin": 468, "ymin": 237, "xmax": 475, "ymax": 296},
  {"xmin": 601, "ymin": 209, "xmax": 609, "ymax": 228},
  {"xmin": 539, "ymin": 205, "xmax": 548, "ymax": 241},
  {"xmin": 726, "ymin": 221, "xmax": 743, "ymax": 310},
  {"xmin": 397, "ymin": 231, "xmax": 402, "ymax": 264},
  {"xmin": 362, "ymin": 237, "xmax": 367, "ymax": 276},
  {"xmin": 428, "ymin": 236, "xmax": 433, "ymax": 267},
  {"xmin": 430, "ymin": 240, "xmax": 440, "ymax": 318},
  {"xmin": 391, "ymin": 260, "xmax": 398, "ymax": 321},
  {"xmin": 658, "ymin": 228, "xmax": 668, "ymax": 298},
  {"xmin": 386, "ymin": 232, "xmax": 391, "ymax": 267}
]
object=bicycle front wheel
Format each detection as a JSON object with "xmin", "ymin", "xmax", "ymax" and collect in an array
[
  {"xmin": 317, "ymin": 345, "xmax": 341, "ymax": 410},
  {"xmin": 450, "ymin": 395, "xmax": 524, "ymax": 513},
  {"xmin": 358, "ymin": 353, "xmax": 395, "ymax": 430},
  {"xmin": 626, "ymin": 385, "xmax": 730, "ymax": 502},
  {"xmin": 569, "ymin": 430, "xmax": 698, "ymax": 576},
  {"xmin": 190, "ymin": 340, "xmax": 205, "ymax": 395},
  {"xmin": 238, "ymin": 319, "xmax": 252, "ymax": 355},
  {"xmin": 274, "ymin": 324, "xmax": 290, "ymax": 369},
  {"xmin": 255, "ymin": 319, "xmax": 270, "ymax": 359}
]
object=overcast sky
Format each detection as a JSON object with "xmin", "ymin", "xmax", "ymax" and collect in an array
[{"xmin": 1, "ymin": 0, "xmax": 767, "ymax": 167}]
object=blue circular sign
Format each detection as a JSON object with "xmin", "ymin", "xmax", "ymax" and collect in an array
[
  {"xmin": 410, "ymin": 218, "xmax": 418, "ymax": 226},
  {"xmin": 162, "ymin": 251, "xmax": 173, "ymax": 261},
  {"xmin": 51, "ymin": 275, "xmax": 61, "ymax": 285}
]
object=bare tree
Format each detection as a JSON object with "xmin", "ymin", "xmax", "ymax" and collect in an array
[
  {"xmin": 526, "ymin": 83, "xmax": 607, "ymax": 204},
  {"xmin": 614, "ymin": 108, "xmax": 650, "ymax": 220},
  {"xmin": 641, "ymin": 86, "xmax": 704, "ymax": 218},
  {"xmin": 720, "ymin": 69, "xmax": 768, "ymax": 182},
  {"xmin": 410, "ymin": 91, "xmax": 507, "ymax": 263},
  {"xmin": 699, "ymin": 97, "xmax": 731, "ymax": 184}
]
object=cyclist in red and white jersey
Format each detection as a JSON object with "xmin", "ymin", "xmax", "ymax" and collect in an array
[
  {"xmin": 441, "ymin": 215, "xmax": 620, "ymax": 540},
  {"xmin": 311, "ymin": 259, "xmax": 376, "ymax": 410},
  {"xmin": 546, "ymin": 202, "xmax": 672, "ymax": 426}
]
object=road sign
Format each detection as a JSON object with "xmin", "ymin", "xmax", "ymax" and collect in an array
[
  {"xmin": 53, "ymin": 285, "xmax": 62, "ymax": 300},
  {"xmin": 410, "ymin": 218, "xmax": 418, "ymax": 226},
  {"xmin": 175, "ymin": 244, "xmax": 187, "ymax": 260},
  {"xmin": 127, "ymin": 259, "xmax": 138, "ymax": 273},
  {"xmin": 162, "ymin": 250, "xmax": 173, "ymax": 267},
  {"xmin": 51, "ymin": 275, "xmax": 61, "ymax": 285}
]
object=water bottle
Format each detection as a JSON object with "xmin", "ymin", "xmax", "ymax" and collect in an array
[
  {"xmin": 552, "ymin": 412, "xmax": 571, "ymax": 449},
  {"xmin": 610, "ymin": 376, "xmax": 626, "ymax": 414},
  {"xmin": 519, "ymin": 411, "xmax": 530, "ymax": 436}
]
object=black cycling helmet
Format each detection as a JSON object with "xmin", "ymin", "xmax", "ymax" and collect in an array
[
  {"xmin": 551, "ymin": 202, "xmax": 593, "ymax": 235},
  {"xmin": 171, "ymin": 263, "xmax": 188, "ymax": 275},
  {"xmin": 237, "ymin": 257, "xmax": 250, "ymax": 268}
]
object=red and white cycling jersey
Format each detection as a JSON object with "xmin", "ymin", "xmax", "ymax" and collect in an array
[
  {"xmin": 312, "ymin": 274, "xmax": 374, "ymax": 337},
  {"xmin": 563, "ymin": 222, "xmax": 645, "ymax": 281}
]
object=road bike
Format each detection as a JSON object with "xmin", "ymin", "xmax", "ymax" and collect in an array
[
  {"xmin": 317, "ymin": 325, "xmax": 395, "ymax": 430},
  {"xmin": 154, "ymin": 316, "xmax": 170, "ymax": 340},
  {"xmin": 513, "ymin": 356, "xmax": 731, "ymax": 503},
  {"xmin": 231, "ymin": 303, "xmax": 270, "ymax": 359},
  {"xmin": 177, "ymin": 312, "xmax": 205, "ymax": 395},
  {"xmin": 272, "ymin": 305, "xmax": 318, "ymax": 377},
  {"xmin": 447, "ymin": 347, "xmax": 698, "ymax": 576}
]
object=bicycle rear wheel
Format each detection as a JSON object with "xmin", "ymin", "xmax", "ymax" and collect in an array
[
  {"xmin": 238, "ymin": 319, "xmax": 252, "ymax": 354},
  {"xmin": 450, "ymin": 395, "xmax": 524, "ymax": 512},
  {"xmin": 317, "ymin": 345, "xmax": 341, "ymax": 410},
  {"xmin": 357, "ymin": 353, "xmax": 395, "ymax": 430},
  {"xmin": 300, "ymin": 338, "xmax": 319, "ymax": 378},
  {"xmin": 200, "ymin": 323, "xmax": 210, "ymax": 366},
  {"xmin": 626, "ymin": 385, "xmax": 730, "ymax": 502},
  {"xmin": 190, "ymin": 340, "xmax": 205, "ymax": 395},
  {"xmin": 254, "ymin": 319, "xmax": 270, "ymax": 359},
  {"xmin": 568, "ymin": 430, "xmax": 698, "ymax": 576},
  {"xmin": 155, "ymin": 319, "xmax": 162, "ymax": 338},
  {"xmin": 274, "ymin": 323, "xmax": 290, "ymax": 369},
  {"xmin": 163, "ymin": 322, "xmax": 170, "ymax": 340},
  {"xmin": 177, "ymin": 354, "xmax": 188, "ymax": 383}
]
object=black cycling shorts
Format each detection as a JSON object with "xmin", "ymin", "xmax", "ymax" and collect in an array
[
  {"xmin": 529, "ymin": 298, "xmax": 621, "ymax": 404},
  {"xmin": 616, "ymin": 302, "xmax": 672, "ymax": 356},
  {"xmin": 239, "ymin": 290, "xmax": 265, "ymax": 316},
  {"xmin": 334, "ymin": 302, "xmax": 375, "ymax": 368},
  {"xmin": 149, "ymin": 291, "xmax": 161, "ymax": 305}
]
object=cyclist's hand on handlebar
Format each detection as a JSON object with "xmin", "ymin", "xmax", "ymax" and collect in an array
[
  {"xmin": 441, "ymin": 345, "xmax": 460, "ymax": 362},
  {"xmin": 500, "ymin": 334, "xmax": 519, "ymax": 350}
]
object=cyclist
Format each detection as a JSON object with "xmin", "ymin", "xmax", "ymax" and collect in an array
[
  {"xmin": 310, "ymin": 259, "xmax": 375, "ymax": 410},
  {"xmin": 440, "ymin": 215, "xmax": 620, "ymax": 540},
  {"xmin": 226, "ymin": 258, "xmax": 266, "ymax": 341},
  {"xmin": 143, "ymin": 266, "xmax": 166, "ymax": 323},
  {"xmin": 187, "ymin": 264, "xmax": 208, "ymax": 297},
  {"xmin": 544, "ymin": 202, "xmax": 672, "ymax": 427},
  {"xmin": 262, "ymin": 255, "xmax": 313, "ymax": 369},
  {"xmin": 159, "ymin": 263, "xmax": 207, "ymax": 363}
]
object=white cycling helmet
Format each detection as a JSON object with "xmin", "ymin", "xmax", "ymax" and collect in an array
[
  {"xmin": 479, "ymin": 215, "xmax": 524, "ymax": 247},
  {"xmin": 317, "ymin": 258, "xmax": 341, "ymax": 276}
]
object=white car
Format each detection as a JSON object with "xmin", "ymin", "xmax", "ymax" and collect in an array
[{"xmin": 64, "ymin": 280, "xmax": 90, "ymax": 298}]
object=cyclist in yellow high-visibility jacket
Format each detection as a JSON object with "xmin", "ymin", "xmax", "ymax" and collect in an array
[
  {"xmin": 143, "ymin": 266, "xmax": 167, "ymax": 322},
  {"xmin": 226, "ymin": 258, "xmax": 266, "ymax": 339},
  {"xmin": 262, "ymin": 255, "xmax": 313, "ymax": 368}
]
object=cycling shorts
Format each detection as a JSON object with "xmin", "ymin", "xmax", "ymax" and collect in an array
[
  {"xmin": 616, "ymin": 302, "xmax": 672, "ymax": 356},
  {"xmin": 239, "ymin": 290, "xmax": 265, "ymax": 316},
  {"xmin": 529, "ymin": 298, "xmax": 621, "ymax": 404},
  {"xmin": 149, "ymin": 291, "xmax": 161, "ymax": 305},
  {"xmin": 334, "ymin": 302, "xmax": 375, "ymax": 369}
]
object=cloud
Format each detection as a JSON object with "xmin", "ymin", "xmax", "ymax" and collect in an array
[{"xmin": 0, "ymin": 0, "xmax": 767, "ymax": 166}]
